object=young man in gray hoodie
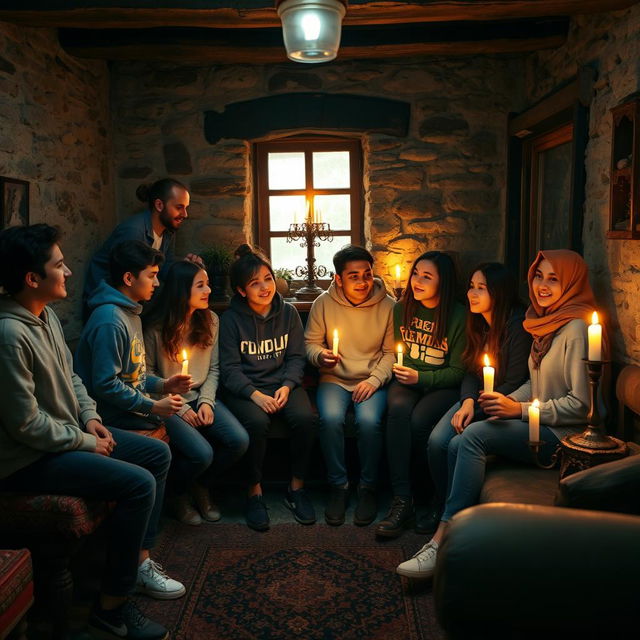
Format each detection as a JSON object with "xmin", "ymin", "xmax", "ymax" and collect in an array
[{"xmin": 0, "ymin": 225, "xmax": 177, "ymax": 640}]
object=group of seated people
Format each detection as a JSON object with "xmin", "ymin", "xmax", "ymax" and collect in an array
[{"xmin": 0, "ymin": 177, "xmax": 603, "ymax": 640}]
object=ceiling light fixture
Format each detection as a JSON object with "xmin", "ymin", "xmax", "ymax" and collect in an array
[{"xmin": 277, "ymin": 0, "xmax": 347, "ymax": 63}]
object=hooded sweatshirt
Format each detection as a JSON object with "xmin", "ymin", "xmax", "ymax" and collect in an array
[
  {"xmin": 305, "ymin": 277, "xmax": 395, "ymax": 391},
  {"xmin": 0, "ymin": 298, "xmax": 98, "ymax": 479},
  {"xmin": 219, "ymin": 292, "xmax": 306, "ymax": 398},
  {"xmin": 75, "ymin": 281, "xmax": 165, "ymax": 424}
]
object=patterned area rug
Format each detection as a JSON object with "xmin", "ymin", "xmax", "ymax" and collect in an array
[{"xmin": 136, "ymin": 521, "xmax": 444, "ymax": 640}]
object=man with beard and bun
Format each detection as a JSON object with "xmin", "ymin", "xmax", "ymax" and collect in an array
[
  {"xmin": 305, "ymin": 245, "xmax": 395, "ymax": 528},
  {"xmin": 82, "ymin": 178, "xmax": 202, "ymax": 318}
]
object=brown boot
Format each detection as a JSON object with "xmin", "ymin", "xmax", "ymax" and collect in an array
[
  {"xmin": 191, "ymin": 483, "xmax": 221, "ymax": 522},
  {"xmin": 168, "ymin": 493, "xmax": 202, "ymax": 526}
]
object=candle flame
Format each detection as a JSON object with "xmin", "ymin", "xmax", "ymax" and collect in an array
[
  {"xmin": 483, "ymin": 353, "xmax": 491, "ymax": 367},
  {"xmin": 532, "ymin": 399, "xmax": 540, "ymax": 409},
  {"xmin": 333, "ymin": 328, "xmax": 339, "ymax": 340},
  {"xmin": 395, "ymin": 264, "xmax": 401, "ymax": 279},
  {"xmin": 591, "ymin": 311, "xmax": 599, "ymax": 325},
  {"xmin": 182, "ymin": 349, "xmax": 188, "ymax": 361},
  {"xmin": 397, "ymin": 343, "xmax": 403, "ymax": 354}
]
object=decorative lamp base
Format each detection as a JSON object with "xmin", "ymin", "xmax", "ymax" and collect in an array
[
  {"xmin": 559, "ymin": 434, "xmax": 627, "ymax": 479},
  {"xmin": 294, "ymin": 285, "xmax": 324, "ymax": 301}
]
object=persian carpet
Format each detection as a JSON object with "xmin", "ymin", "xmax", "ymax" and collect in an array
[{"xmin": 135, "ymin": 521, "xmax": 444, "ymax": 640}]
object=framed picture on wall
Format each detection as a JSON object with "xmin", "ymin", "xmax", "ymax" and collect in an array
[{"xmin": 0, "ymin": 177, "xmax": 29, "ymax": 230}]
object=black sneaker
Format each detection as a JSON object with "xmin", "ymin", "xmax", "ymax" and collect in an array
[
  {"xmin": 246, "ymin": 495, "xmax": 270, "ymax": 531},
  {"xmin": 284, "ymin": 487, "xmax": 316, "ymax": 525},
  {"xmin": 88, "ymin": 599, "xmax": 168, "ymax": 640},
  {"xmin": 375, "ymin": 496, "xmax": 414, "ymax": 538},
  {"xmin": 325, "ymin": 485, "xmax": 349, "ymax": 526},
  {"xmin": 354, "ymin": 485, "xmax": 377, "ymax": 526}
]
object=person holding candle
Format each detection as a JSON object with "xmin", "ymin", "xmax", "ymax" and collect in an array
[
  {"xmin": 424, "ymin": 263, "xmax": 530, "ymax": 533},
  {"xmin": 143, "ymin": 261, "xmax": 249, "ymax": 525},
  {"xmin": 220, "ymin": 244, "xmax": 316, "ymax": 531},
  {"xmin": 75, "ymin": 242, "xmax": 209, "ymax": 531},
  {"xmin": 398, "ymin": 249, "xmax": 604, "ymax": 579},
  {"xmin": 376, "ymin": 251, "xmax": 466, "ymax": 539},
  {"xmin": 305, "ymin": 245, "xmax": 395, "ymax": 526},
  {"xmin": 0, "ymin": 225, "xmax": 183, "ymax": 638}
]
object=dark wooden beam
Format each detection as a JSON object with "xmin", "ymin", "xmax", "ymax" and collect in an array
[
  {"xmin": 0, "ymin": 1, "xmax": 636, "ymax": 29},
  {"xmin": 58, "ymin": 18, "xmax": 569, "ymax": 63}
]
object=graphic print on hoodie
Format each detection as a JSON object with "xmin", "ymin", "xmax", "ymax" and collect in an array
[
  {"xmin": 219, "ymin": 292, "xmax": 306, "ymax": 399},
  {"xmin": 74, "ymin": 280, "xmax": 164, "ymax": 424}
]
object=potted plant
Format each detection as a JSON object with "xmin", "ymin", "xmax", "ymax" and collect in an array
[
  {"xmin": 273, "ymin": 267, "xmax": 294, "ymax": 297},
  {"xmin": 201, "ymin": 245, "xmax": 234, "ymax": 301}
]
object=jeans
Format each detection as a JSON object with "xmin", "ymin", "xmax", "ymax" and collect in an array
[
  {"xmin": 385, "ymin": 380, "xmax": 459, "ymax": 498},
  {"xmin": 223, "ymin": 386, "xmax": 317, "ymax": 486},
  {"xmin": 0, "ymin": 428, "xmax": 171, "ymax": 597},
  {"xmin": 428, "ymin": 401, "xmax": 460, "ymax": 506},
  {"xmin": 316, "ymin": 382, "xmax": 386, "ymax": 487},
  {"xmin": 441, "ymin": 418, "xmax": 558, "ymax": 522}
]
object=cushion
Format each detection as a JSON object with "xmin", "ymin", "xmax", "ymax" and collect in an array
[
  {"xmin": 130, "ymin": 424, "xmax": 169, "ymax": 443},
  {"xmin": 0, "ymin": 494, "xmax": 110, "ymax": 539},
  {"xmin": 616, "ymin": 364, "xmax": 640, "ymax": 416},
  {"xmin": 0, "ymin": 548, "xmax": 33, "ymax": 640},
  {"xmin": 480, "ymin": 460, "xmax": 559, "ymax": 506}
]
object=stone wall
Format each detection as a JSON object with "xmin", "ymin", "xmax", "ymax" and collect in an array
[
  {"xmin": 0, "ymin": 22, "xmax": 114, "ymax": 339},
  {"xmin": 111, "ymin": 55, "xmax": 525, "ymax": 287},
  {"xmin": 525, "ymin": 5, "xmax": 640, "ymax": 363}
]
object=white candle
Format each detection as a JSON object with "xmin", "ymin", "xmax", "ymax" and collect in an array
[
  {"xmin": 181, "ymin": 349, "xmax": 189, "ymax": 375},
  {"xmin": 397, "ymin": 343, "xmax": 404, "ymax": 367},
  {"xmin": 588, "ymin": 311, "xmax": 602, "ymax": 361},
  {"xmin": 528, "ymin": 399, "xmax": 540, "ymax": 443},
  {"xmin": 316, "ymin": 207, "xmax": 322, "ymax": 224},
  {"xmin": 482, "ymin": 353, "xmax": 494, "ymax": 394},
  {"xmin": 394, "ymin": 264, "xmax": 401, "ymax": 289},
  {"xmin": 332, "ymin": 329, "xmax": 339, "ymax": 356}
]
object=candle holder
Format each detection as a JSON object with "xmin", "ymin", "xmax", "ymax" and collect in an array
[
  {"xmin": 528, "ymin": 440, "xmax": 562, "ymax": 470},
  {"xmin": 393, "ymin": 286, "xmax": 403, "ymax": 301},
  {"xmin": 287, "ymin": 220, "xmax": 333, "ymax": 301},
  {"xmin": 559, "ymin": 359, "xmax": 627, "ymax": 478}
]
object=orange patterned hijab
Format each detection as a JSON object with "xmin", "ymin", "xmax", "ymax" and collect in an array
[{"xmin": 523, "ymin": 250, "xmax": 600, "ymax": 367}]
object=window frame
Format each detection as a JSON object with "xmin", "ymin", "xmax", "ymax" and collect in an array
[{"xmin": 254, "ymin": 137, "xmax": 363, "ymax": 275}]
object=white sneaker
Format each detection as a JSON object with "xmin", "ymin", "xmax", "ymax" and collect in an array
[
  {"xmin": 396, "ymin": 540, "xmax": 438, "ymax": 579},
  {"xmin": 136, "ymin": 558, "xmax": 186, "ymax": 599}
]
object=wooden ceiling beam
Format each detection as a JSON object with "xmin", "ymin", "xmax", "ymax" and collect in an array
[{"xmin": 0, "ymin": 1, "xmax": 636, "ymax": 30}]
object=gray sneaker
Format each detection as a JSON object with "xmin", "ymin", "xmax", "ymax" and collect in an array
[
  {"xmin": 136, "ymin": 558, "xmax": 186, "ymax": 599},
  {"xmin": 396, "ymin": 540, "xmax": 438, "ymax": 579}
]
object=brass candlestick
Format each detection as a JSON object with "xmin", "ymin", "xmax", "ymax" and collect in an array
[{"xmin": 287, "ymin": 219, "xmax": 333, "ymax": 300}]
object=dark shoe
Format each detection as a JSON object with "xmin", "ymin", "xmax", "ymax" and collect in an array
[
  {"xmin": 375, "ymin": 496, "xmax": 414, "ymax": 538},
  {"xmin": 354, "ymin": 485, "xmax": 377, "ymax": 526},
  {"xmin": 284, "ymin": 487, "xmax": 316, "ymax": 525},
  {"xmin": 88, "ymin": 599, "xmax": 168, "ymax": 640},
  {"xmin": 325, "ymin": 485, "xmax": 349, "ymax": 526},
  {"xmin": 246, "ymin": 495, "xmax": 270, "ymax": 531},
  {"xmin": 415, "ymin": 505, "xmax": 442, "ymax": 535}
]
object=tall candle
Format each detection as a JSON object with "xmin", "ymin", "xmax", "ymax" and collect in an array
[
  {"xmin": 528, "ymin": 399, "xmax": 540, "ymax": 443},
  {"xmin": 588, "ymin": 311, "xmax": 602, "ymax": 361},
  {"xmin": 181, "ymin": 349, "xmax": 189, "ymax": 375},
  {"xmin": 482, "ymin": 353, "xmax": 494, "ymax": 393},
  {"xmin": 306, "ymin": 199, "xmax": 311, "ymax": 224},
  {"xmin": 394, "ymin": 265, "xmax": 401, "ymax": 289},
  {"xmin": 332, "ymin": 329, "xmax": 339, "ymax": 356},
  {"xmin": 397, "ymin": 343, "xmax": 404, "ymax": 367}
]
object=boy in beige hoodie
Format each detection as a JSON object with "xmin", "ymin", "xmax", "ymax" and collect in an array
[{"xmin": 305, "ymin": 245, "xmax": 395, "ymax": 526}]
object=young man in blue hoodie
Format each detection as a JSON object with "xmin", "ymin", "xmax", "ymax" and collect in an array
[
  {"xmin": 75, "ymin": 240, "xmax": 193, "ymax": 603},
  {"xmin": 0, "ymin": 225, "xmax": 175, "ymax": 640}
]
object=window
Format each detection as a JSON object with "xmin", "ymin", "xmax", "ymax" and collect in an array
[{"xmin": 255, "ymin": 137, "xmax": 363, "ymax": 278}]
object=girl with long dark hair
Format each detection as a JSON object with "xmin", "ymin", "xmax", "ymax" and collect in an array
[
  {"xmin": 219, "ymin": 245, "xmax": 317, "ymax": 531},
  {"xmin": 376, "ymin": 251, "xmax": 466, "ymax": 539},
  {"xmin": 144, "ymin": 261, "xmax": 249, "ymax": 525}
]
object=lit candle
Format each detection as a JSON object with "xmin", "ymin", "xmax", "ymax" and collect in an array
[
  {"xmin": 394, "ymin": 264, "xmax": 401, "ymax": 289},
  {"xmin": 306, "ymin": 199, "xmax": 311, "ymax": 224},
  {"xmin": 588, "ymin": 311, "xmax": 602, "ymax": 361},
  {"xmin": 397, "ymin": 343, "xmax": 404, "ymax": 367},
  {"xmin": 528, "ymin": 399, "xmax": 540, "ymax": 443},
  {"xmin": 332, "ymin": 329, "xmax": 339, "ymax": 356},
  {"xmin": 181, "ymin": 349, "xmax": 189, "ymax": 375},
  {"xmin": 316, "ymin": 207, "xmax": 322, "ymax": 224},
  {"xmin": 482, "ymin": 353, "xmax": 495, "ymax": 393}
]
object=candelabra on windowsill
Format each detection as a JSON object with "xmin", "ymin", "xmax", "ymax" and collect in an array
[
  {"xmin": 529, "ymin": 359, "xmax": 628, "ymax": 478},
  {"xmin": 287, "ymin": 218, "xmax": 333, "ymax": 301}
]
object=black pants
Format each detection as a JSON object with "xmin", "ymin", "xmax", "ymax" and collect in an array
[
  {"xmin": 223, "ymin": 386, "xmax": 317, "ymax": 486},
  {"xmin": 385, "ymin": 380, "xmax": 459, "ymax": 498}
]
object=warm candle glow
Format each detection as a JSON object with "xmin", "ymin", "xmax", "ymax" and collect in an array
[
  {"xmin": 482, "ymin": 353, "xmax": 495, "ymax": 394},
  {"xmin": 332, "ymin": 329, "xmax": 339, "ymax": 356},
  {"xmin": 528, "ymin": 399, "xmax": 540, "ymax": 443},
  {"xmin": 588, "ymin": 311, "xmax": 602, "ymax": 361},
  {"xmin": 306, "ymin": 199, "xmax": 311, "ymax": 224},
  {"xmin": 396, "ymin": 343, "xmax": 404, "ymax": 367},
  {"xmin": 181, "ymin": 349, "xmax": 189, "ymax": 375},
  {"xmin": 394, "ymin": 264, "xmax": 401, "ymax": 288}
]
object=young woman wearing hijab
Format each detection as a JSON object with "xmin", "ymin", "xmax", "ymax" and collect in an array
[{"xmin": 396, "ymin": 249, "xmax": 606, "ymax": 579}]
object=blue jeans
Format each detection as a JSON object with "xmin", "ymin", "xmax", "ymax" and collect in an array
[
  {"xmin": 0, "ymin": 428, "xmax": 171, "ymax": 597},
  {"xmin": 316, "ymin": 383, "xmax": 387, "ymax": 487},
  {"xmin": 428, "ymin": 401, "xmax": 460, "ymax": 506},
  {"xmin": 441, "ymin": 418, "xmax": 558, "ymax": 521}
]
